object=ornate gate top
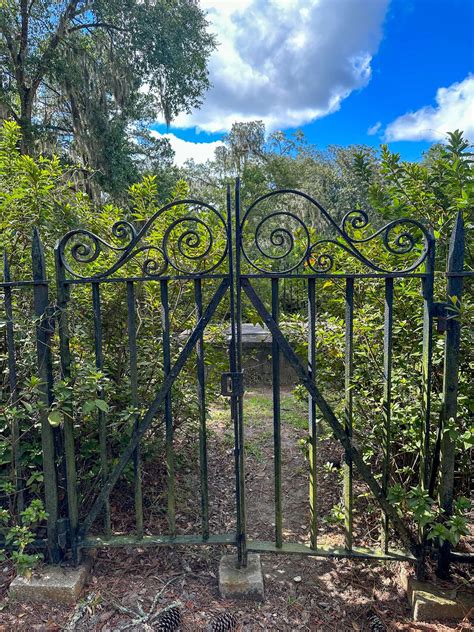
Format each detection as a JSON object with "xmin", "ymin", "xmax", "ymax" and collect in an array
[
  {"xmin": 240, "ymin": 189, "xmax": 433, "ymax": 274},
  {"xmin": 56, "ymin": 185, "xmax": 434, "ymax": 279},
  {"xmin": 56, "ymin": 199, "xmax": 229, "ymax": 279}
]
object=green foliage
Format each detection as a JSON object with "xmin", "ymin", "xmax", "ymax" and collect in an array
[
  {"xmin": 0, "ymin": 119, "xmax": 95, "ymax": 270},
  {"xmin": 354, "ymin": 129, "xmax": 474, "ymax": 265},
  {"xmin": 388, "ymin": 485, "xmax": 471, "ymax": 548},
  {"xmin": 324, "ymin": 501, "xmax": 345, "ymax": 525},
  {"xmin": 183, "ymin": 122, "xmax": 378, "ymax": 225},
  {"xmin": 0, "ymin": 499, "xmax": 47, "ymax": 575}
]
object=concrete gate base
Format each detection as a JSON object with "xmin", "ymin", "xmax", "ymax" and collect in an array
[
  {"xmin": 400, "ymin": 568, "xmax": 474, "ymax": 623},
  {"xmin": 9, "ymin": 565, "xmax": 89, "ymax": 604},
  {"xmin": 219, "ymin": 553, "xmax": 265, "ymax": 601},
  {"xmin": 9, "ymin": 557, "xmax": 93, "ymax": 604}
]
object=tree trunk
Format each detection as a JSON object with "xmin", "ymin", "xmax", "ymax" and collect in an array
[{"xmin": 19, "ymin": 88, "xmax": 34, "ymax": 155}]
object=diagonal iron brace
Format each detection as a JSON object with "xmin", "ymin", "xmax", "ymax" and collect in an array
[
  {"xmin": 80, "ymin": 278, "xmax": 230, "ymax": 537},
  {"xmin": 241, "ymin": 278, "xmax": 420, "ymax": 558}
]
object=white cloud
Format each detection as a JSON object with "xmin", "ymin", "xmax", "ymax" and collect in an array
[
  {"xmin": 367, "ymin": 121, "xmax": 382, "ymax": 136},
  {"xmin": 385, "ymin": 75, "xmax": 474, "ymax": 142},
  {"xmin": 151, "ymin": 131, "xmax": 223, "ymax": 166},
  {"xmin": 163, "ymin": 0, "xmax": 388, "ymax": 133}
]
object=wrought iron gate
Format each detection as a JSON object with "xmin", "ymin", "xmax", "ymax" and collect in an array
[
  {"xmin": 54, "ymin": 196, "xmax": 242, "ymax": 562},
  {"xmin": 19, "ymin": 178, "xmax": 467, "ymax": 576},
  {"xmin": 233, "ymin": 180, "xmax": 434, "ymax": 569}
]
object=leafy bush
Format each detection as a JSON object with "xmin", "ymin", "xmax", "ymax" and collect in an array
[
  {"xmin": 284, "ymin": 131, "xmax": 473, "ymax": 543},
  {"xmin": 0, "ymin": 499, "xmax": 47, "ymax": 575}
]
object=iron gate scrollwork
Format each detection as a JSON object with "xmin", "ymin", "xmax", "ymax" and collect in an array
[
  {"xmin": 239, "ymin": 188, "xmax": 431, "ymax": 275},
  {"xmin": 57, "ymin": 199, "xmax": 229, "ymax": 279}
]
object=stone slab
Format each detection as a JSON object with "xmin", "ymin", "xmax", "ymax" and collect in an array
[
  {"xmin": 9, "ymin": 564, "xmax": 89, "ymax": 604},
  {"xmin": 400, "ymin": 567, "xmax": 474, "ymax": 623},
  {"xmin": 219, "ymin": 553, "xmax": 265, "ymax": 601}
]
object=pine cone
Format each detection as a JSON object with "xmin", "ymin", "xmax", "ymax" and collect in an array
[
  {"xmin": 155, "ymin": 605, "xmax": 181, "ymax": 631},
  {"xmin": 210, "ymin": 611, "xmax": 238, "ymax": 632},
  {"xmin": 367, "ymin": 609, "xmax": 386, "ymax": 632}
]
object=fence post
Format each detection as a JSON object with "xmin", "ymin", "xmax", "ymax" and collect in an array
[
  {"xmin": 437, "ymin": 212, "xmax": 465, "ymax": 578},
  {"xmin": 54, "ymin": 240, "xmax": 79, "ymax": 562},
  {"xmin": 421, "ymin": 229, "xmax": 435, "ymax": 491},
  {"xmin": 232, "ymin": 177, "xmax": 247, "ymax": 567},
  {"xmin": 32, "ymin": 228, "xmax": 60, "ymax": 563},
  {"xmin": 415, "ymin": 229, "xmax": 436, "ymax": 579},
  {"xmin": 3, "ymin": 252, "xmax": 24, "ymax": 514}
]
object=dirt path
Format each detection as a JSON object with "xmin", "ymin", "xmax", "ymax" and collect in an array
[
  {"xmin": 241, "ymin": 387, "xmax": 344, "ymax": 547},
  {"xmin": 0, "ymin": 387, "xmax": 471, "ymax": 631}
]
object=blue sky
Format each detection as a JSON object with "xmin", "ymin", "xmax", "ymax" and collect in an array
[{"xmin": 151, "ymin": 0, "xmax": 474, "ymax": 165}]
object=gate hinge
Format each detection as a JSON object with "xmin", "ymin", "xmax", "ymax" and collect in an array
[
  {"xmin": 221, "ymin": 371, "xmax": 244, "ymax": 397},
  {"xmin": 432, "ymin": 302, "xmax": 448, "ymax": 333}
]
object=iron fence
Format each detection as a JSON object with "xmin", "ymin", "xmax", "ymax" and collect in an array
[{"xmin": 0, "ymin": 181, "xmax": 471, "ymax": 578}]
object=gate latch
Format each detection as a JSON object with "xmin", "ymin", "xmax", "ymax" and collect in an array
[{"xmin": 221, "ymin": 371, "xmax": 244, "ymax": 397}]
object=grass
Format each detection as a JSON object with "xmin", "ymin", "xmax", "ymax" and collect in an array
[
  {"xmin": 280, "ymin": 393, "xmax": 308, "ymax": 430},
  {"xmin": 244, "ymin": 389, "xmax": 308, "ymax": 431},
  {"xmin": 207, "ymin": 388, "xmax": 309, "ymax": 463},
  {"xmin": 206, "ymin": 388, "xmax": 310, "ymax": 463},
  {"xmin": 207, "ymin": 397, "xmax": 231, "ymax": 426},
  {"xmin": 207, "ymin": 388, "xmax": 336, "ymax": 445},
  {"xmin": 246, "ymin": 429, "xmax": 273, "ymax": 462},
  {"xmin": 241, "ymin": 391, "xmax": 271, "ymax": 426}
]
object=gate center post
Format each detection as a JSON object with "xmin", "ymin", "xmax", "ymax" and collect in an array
[{"xmin": 218, "ymin": 180, "xmax": 264, "ymax": 600}]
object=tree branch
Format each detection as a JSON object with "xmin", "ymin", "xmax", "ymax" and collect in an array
[
  {"xmin": 0, "ymin": 22, "xmax": 18, "ymax": 69},
  {"xmin": 27, "ymin": 0, "xmax": 37, "ymax": 18},
  {"xmin": 67, "ymin": 21, "xmax": 128, "ymax": 33},
  {"xmin": 31, "ymin": 0, "xmax": 80, "ymax": 95},
  {"xmin": 42, "ymin": 123, "xmax": 73, "ymax": 135},
  {"xmin": 0, "ymin": 96, "xmax": 20, "ymax": 123},
  {"xmin": 19, "ymin": 0, "xmax": 28, "ymax": 56},
  {"xmin": 40, "ymin": 80, "xmax": 63, "ymax": 99}
]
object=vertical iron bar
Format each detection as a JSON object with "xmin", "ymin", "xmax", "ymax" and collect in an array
[
  {"xmin": 308, "ymin": 277, "xmax": 317, "ymax": 550},
  {"xmin": 227, "ymin": 184, "xmax": 243, "ymax": 566},
  {"xmin": 54, "ymin": 243, "xmax": 78, "ymax": 560},
  {"xmin": 160, "ymin": 279, "xmax": 175, "ymax": 535},
  {"xmin": 417, "ymin": 230, "xmax": 435, "ymax": 579},
  {"xmin": 344, "ymin": 277, "xmax": 354, "ymax": 551},
  {"xmin": 32, "ymin": 229, "xmax": 59, "ymax": 562},
  {"xmin": 235, "ymin": 177, "xmax": 247, "ymax": 566},
  {"xmin": 127, "ymin": 281, "xmax": 143, "ymax": 538},
  {"xmin": 195, "ymin": 278, "xmax": 209, "ymax": 540},
  {"xmin": 438, "ymin": 213, "xmax": 465, "ymax": 578},
  {"xmin": 3, "ymin": 253, "xmax": 24, "ymax": 514},
  {"xmin": 92, "ymin": 282, "xmax": 111, "ymax": 537},
  {"xmin": 421, "ymin": 230, "xmax": 435, "ymax": 491},
  {"xmin": 272, "ymin": 278, "xmax": 282, "ymax": 548},
  {"xmin": 381, "ymin": 277, "xmax": 394, "ymax": 553}
]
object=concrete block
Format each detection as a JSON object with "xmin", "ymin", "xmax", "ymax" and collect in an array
[
  {"xmin": 9, "ymin": 564, "xmax": 89, "ymax": 604},
  {"xmin": 219, "ymin": 554, "xmax": 264, "ymax": 601},
  {"xmin": 400, "ymin": 567, "xmax": 474, "ymax": 622}
]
